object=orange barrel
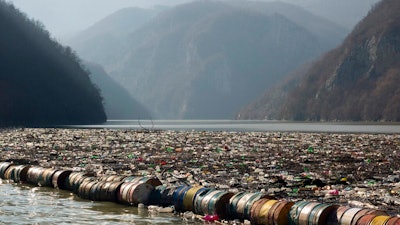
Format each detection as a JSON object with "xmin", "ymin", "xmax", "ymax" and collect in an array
[
  {"xmin": 99, "ymin": 175, "xmax": 126, "ymax": 182},
  {"xmin": 250, "ymin": 198, "xmax": 271, "ymax": 224},
  {"xmin": 182, "ymin": 186, "xmax": 204, "ymax": 212},
  {"xmin": 289, "ymin": 201, "xmax": 311, "ymax": 225},
  {"xmin": 194, "ymin": 188, "xmax": 214, "ymax": 215},
  {"xmin": 0, "ymin": 162, "xmax": 12, "ymax": 179},
  {"xmin": 172, "ymin": 185, "xmax": 192, "ymax": 212},
  {"xmin": 369, "ymin": 215, "xmax": 391, "ymax": 225},
  {"xmin": 351, "ymin": 209, "xmax": 378, "ymax": 225},
  {"xmin": 204, "ymin": 191, "xmax": 234, "ymax": 219},
  {"xmin": 357, "ymin": 214, "xmax": 378, "ymax": 225},
  {"xmin": 117, "ymin": 181, "xmax": 154, "ymax": 205},
  {"xmin": 340, "ymin": 207, "xmax": 364, "ymax": 225},
  {"xmin": 385, "ymin": 216, "xmax": 400, "ymax": 225},
  {"xmin": 52, "ymin": 170, "xmax": 72, "ymax": 190},
  {"xmin": 258, "ymin": 199, "xmax": 279, "ymax": 224},
  {"xmin": 123, "ymin": 176, "xmax": 162, "ymax": 187},
  {"xmin": 271, "ymin": 201, "xmax": 295, "ymax": 225},
  {"xmin": 228, "ymin": 192, "xmax": 247, "ymax": 219},
  {"xmin": 307, "ymin": 203, "xmax": 338, "ymax": 225}
]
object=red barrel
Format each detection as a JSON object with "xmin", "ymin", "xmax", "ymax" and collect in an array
[{"xmin": 385, "ymin": 216, "xmax": 400, "ymax": 225}]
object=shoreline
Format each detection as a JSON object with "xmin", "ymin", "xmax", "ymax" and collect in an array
[{"xmin": 0, "ymin": 128, "xmax": 399, "ymax": 214}]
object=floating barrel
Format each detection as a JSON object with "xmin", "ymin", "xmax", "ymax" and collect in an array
[
  {"xmin": 78, "ymin": 179, "xmax": 98, "ymax": 200},
  {"xmin": 26, "ymin": 166, "xmax": 44, "ymax": 186},
  {"xmin": 297, "ymin": 202, "xmax": 338, "ymax": 225},
  {"xmin": 104, "ymin": 181, "xmax": 124, "ymax": 202},
  {"xmin": 123, "ymin": 176, "xmax": 162, "ymax": 187},
  {"xmin": 99, "ymin": 175, "xmax": 126, "ymax": 182},
  {"xmin": 369, "ymin": 215, "xmax": 391, "ymax": 225},
  {"xmin": 250, "ymin": 198, "xmax": 271, "ymax": 224},
  {"xmin": 65, "ymin": 172, "xmax": 93, "ymax": 193},
  {"xmin": 149, "ymin": 185, "xmax": 179, "ymax": 207},
  {"xmin": 289, "ymin": 201, "xmax": 311, "ymax": 225},
  {"xmin": 194, "ymin": 188, "xmax": 214, "ymax": 215},
  {"xmin": 258, "ymin": 199, "xmax": 279, "ymax": 224},
  {"xmin": 385, "ymin": 216, "xmax": 400, "ymax": 225},
  {"xmin": 182, "ymin": 186, "xmax": 205, "ymax": 212},
  {"xmin": 3, "ymin": 165, "xmax": 30, "ymax": 183},
  {"xmin": 235, "ymin": 192, "xmax": 264, "ymax": 220},
  {"xmin": 0, "ymin": 162, "xmax": 12, "ymax": 179},
  {"xmin": 350, "ymin": 209, "xmax": 379, "ymax": 225},
  {"xmin": 200, "ymin": 190, "xmax": 234, "ymax": 219},
  {"xmin": 270, "ymin": 201, "xmax": 295, "ymax": 225},
  {"xmin": 117, "ymin": 181, "xmax": 154, "ymax": 205},
  {"xmin": 228, "ymin": 192, "xmax": 247, "ymax": 219},
  {"xmin": 38, "ymin": 168, "xmax": 58, "ymax": 187},
  {"xmin": 52, "ymin": 170, "xmax": 72, "ymax": 190},
  {"xmin": 357, "ymin": 214, "xmax": 380, "ymax": 225},
  {"xmin": 89, "ymin": 181, "xmax": 124, "ymax": 202},
  {"xmin": 172, "ymin": 185, "xmax": 192, "ymax": 212}
]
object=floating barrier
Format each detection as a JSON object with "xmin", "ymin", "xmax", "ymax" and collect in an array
[{"xmin": 1, "ymin": 163, "xmax": 400, "ymax": 225}]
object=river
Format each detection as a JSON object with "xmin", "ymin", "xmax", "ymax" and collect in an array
[{"xmin": 0, "ymin": 180, "xmax": 195, "ymax": 225}]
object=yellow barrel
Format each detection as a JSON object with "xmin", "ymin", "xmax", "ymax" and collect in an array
[
  {"xmin": 183, "ymin": 186, "xmax": 204, "ymax": 212},
  {"xmin": 369, "ymin": 215, "xmax": 391, "ymax": 225},
  {"xmin": 258, "ymin": 199, "xmax": 278, "ymax": 224}
]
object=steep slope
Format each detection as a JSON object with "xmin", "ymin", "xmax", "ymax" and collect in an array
[
  {"xmin": 0, "ymin": 1, "xmax": 106, "ymax": 126},
  {"xmin": 66, "ymin": 6, "xmax": 165, "ymax": 67},
  {"xmin": 239, "ymin": 0, "xmax": 400, "ymax": 121},
  {"xmin": 104, "ymin": 1, "xmax": 347, "ymax": 119},
  {"xmin": 85, "ymin": 62, "xmax": 151, "ymax": 119}
]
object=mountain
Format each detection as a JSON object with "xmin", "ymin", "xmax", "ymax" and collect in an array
[
  {"xmin": 238, "ymin": 0, "xmax": 400, "ymax": 121},
  {"xmin": 273, "ymin": 0, "xmax": 381, "ymax": 29},
  {"xmin": 85, "ymin": 62, "xmax": 152, "ymax": 119},
  {"xmin": 66, "ymin": 6, "xmax": 166, "ymax": 67},
  {"xmin": 80, "ymin": 1, "xmax": 346, "ymax": 119},
  {"xmin": 0, "ymin": 1, "xmax": 106, "ymax": 126}
]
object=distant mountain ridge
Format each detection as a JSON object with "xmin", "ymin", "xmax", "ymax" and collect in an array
[
  {"xmin": 238, "ymin": 0, "xmax": 400, "ymax": 121},
  {"xmin": 69, "ymin": 0, "xmax": 347, "ymax": 119},
  {"xmin": 0, "ymin": 1, "xmax": 106, "ymax": 126}
]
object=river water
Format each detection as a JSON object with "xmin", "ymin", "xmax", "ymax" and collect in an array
[
  {"xmin": 70, "ymin": 120, "xmax": 400, "ymax": 133},
  {"xmin": 0, "ymin": 180, "xmax": 192, "ymax": 225}
]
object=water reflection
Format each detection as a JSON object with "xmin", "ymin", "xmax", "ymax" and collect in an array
[{"xmin": 0, "ymin": 181, "xmax": 193, "ymax": 225}]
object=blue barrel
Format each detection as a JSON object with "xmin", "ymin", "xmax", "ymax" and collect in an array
[
  {"xmin": 172, "ymin": 185, "xmax": 192, "ymax": 212},
  {"xmin": 149, "ymin": 185, "xmax": 178, "ymax": 206},
  {"xmin": 194, "ymin": 188, "xmax": 215, "ymax": 215},
  {"xmin": 203, "ymin": 190, "xmax": 234, "ymax": 219},
  {"xmin": 229, "ymin": 192, "xmax": 247, "ymax": 219}
]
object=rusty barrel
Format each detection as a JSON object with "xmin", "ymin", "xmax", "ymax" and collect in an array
[
  {"xmin": 52, "ymin": 170, "xmax": 72, "ymax": 190},
  {"xmin": 3, "ymin": 165, "xmax": 30, "ymax": 183},
  {"xmin": 303, "ymin": 202, "xmax": 338, "ymax": 225},
  {"xmin": 65, "ymin": 172, "xmax": 93, "ymax": 193},
  {"xmin": 117, "ymin": 181, "xmax": 154, "ymax": 205},
  {"xmin": 258, "ymin": 199, "xmax": 279, "ymax": 224},
  {"xmin": 385, "ymin": 216, "xmax": 400, "ymax": 225},
  {"xmin": 78, "ymin": 179, "xmax": 98, "ymax": 200},
  {"xmin": 0, "ymin": 162, "xmax": 12, "ymax": 179}
]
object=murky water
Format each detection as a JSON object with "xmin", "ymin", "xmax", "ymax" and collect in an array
[{"xmin": 0, "ymin": 180, "xmax": 195, "ymax": 225}]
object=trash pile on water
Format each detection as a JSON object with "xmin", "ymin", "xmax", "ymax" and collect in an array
[
  {"xmin": 0, "ymin": 128, "xmax": 400, "ymax": 220},
  {"xmin": 0, "ymin": 162, "xmax": 400, "ymax": 224}
]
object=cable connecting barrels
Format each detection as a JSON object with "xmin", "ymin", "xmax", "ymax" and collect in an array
[{"xmin": 0, "ymin": 162, "xmax": 399, "ymax": 225}]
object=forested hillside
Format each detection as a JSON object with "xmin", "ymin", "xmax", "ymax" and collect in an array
[{"xmin": 0, "ymin": 1, "xmax": 106, "ymax": 126}]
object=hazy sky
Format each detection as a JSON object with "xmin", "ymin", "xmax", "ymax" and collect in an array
[
  {"xmin": 5, "ymin": 0, "xmax": 191, "ymax": 39},
  {"xmin": 6, "ymin": 0, "xmax": 380, "ymax": 40}
]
